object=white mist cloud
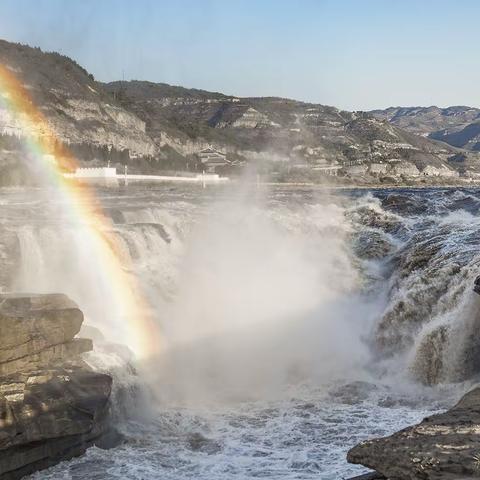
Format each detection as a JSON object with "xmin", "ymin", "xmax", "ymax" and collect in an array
[{"xmin": 149, "ymin": 186, "xmax": 377, "ymax": 404}]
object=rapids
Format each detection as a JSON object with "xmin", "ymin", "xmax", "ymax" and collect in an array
[{"xmin": 1, "ymin": 184, "xmax": 480, "ymax": 479}]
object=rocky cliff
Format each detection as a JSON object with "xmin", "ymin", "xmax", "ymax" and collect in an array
[
  {"xmin": 0, "ymin": 293, "xmax": 113, "ymax": 479},
  {"xmin": 106, "ymin": 81, "xmax": 474, "ymax": 180},
  {"xmin": 347, "ymin": 387, "xmax": 480, "ymax": 480},
  {"xmin": 0, "ymin": 40, "xmax": 156, "ymax": 161}
]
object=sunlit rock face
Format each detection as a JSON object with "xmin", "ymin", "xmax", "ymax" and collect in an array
[
  {"xmin": 0, "ymin": 293, "xmax": 113, "ymax": 480},
  {"xmin": 0, "ymin": 294, "xmax": 89, "ymax": 374},
  {"xmin": 0, "ymin": 40, "xmax": 157, "ymax": 159},
  {"xmin": 348, "ymin": 387, "xmax": 480, "ymax": 480}
]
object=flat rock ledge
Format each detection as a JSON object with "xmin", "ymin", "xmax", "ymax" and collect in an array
[
  {"xmin": 347, "ymin": 387, "xmax": 480, "ymax": 480},
  {"xmin": 0, "ymin": 294, "xmax": 114, "ymax": 479}
]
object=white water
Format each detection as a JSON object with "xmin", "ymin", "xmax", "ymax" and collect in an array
[{"xmin": 1, "ymin": 185, "xmax": 478, "ymax": 478}]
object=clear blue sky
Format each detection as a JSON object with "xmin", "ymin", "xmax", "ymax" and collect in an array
[{"xmin": 0, "ymin": 0, "xmax": 479, "ymax": 110}]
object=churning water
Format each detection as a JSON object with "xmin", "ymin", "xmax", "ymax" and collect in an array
[{"xmin": 1, "ymin": 184, "xmax": 480, "ymax": 479}]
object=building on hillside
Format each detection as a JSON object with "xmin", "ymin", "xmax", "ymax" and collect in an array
[{"xmin": 197, "ymin": 147, "xmax": 230, "ymax": 173}]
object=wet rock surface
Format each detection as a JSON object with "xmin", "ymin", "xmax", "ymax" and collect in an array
[
  {"xmin": 347, "ymin": 387, "xmax": 480, "ymax": 480},
  {"xmin": 0, "ymin": 294, "xmax": 113, "ymax": 479},
  {"xmin": 347, "ymin": 473, "xmax": 385, "ymax": 480}
]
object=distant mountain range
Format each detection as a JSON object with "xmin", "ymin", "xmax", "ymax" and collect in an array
[
  {"xmin": 370, "ymin": 106, "xmax": 480, "ymax": 151},
  {"xmin": 0, "ymin": 38, "xmax": 479, "ymax": 185}
]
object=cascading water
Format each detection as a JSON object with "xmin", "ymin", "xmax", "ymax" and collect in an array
[
  {"xmin": 1, "ymin": 184, "xmax": 480, "ymax": 479},
  {"xmin": 149, "ymin": 192, "xmax": 381, "ymax": 404},
  {"xmin": 360, "ymin": 190, "xmax": 480, "ymax": 386}
]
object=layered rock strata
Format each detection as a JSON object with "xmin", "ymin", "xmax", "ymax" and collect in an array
[{"xmin": 0, "ymin": 294, "xmax": 113, "ymax": 479}]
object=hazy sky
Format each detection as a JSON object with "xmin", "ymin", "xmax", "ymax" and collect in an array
[{"xmin": 0, "ymin": 0, "xmax": 479, "ymax": 110}]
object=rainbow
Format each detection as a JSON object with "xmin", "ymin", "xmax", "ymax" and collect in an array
[{"xmin": 0, "ymin": 63, "xmax": 160, "ymax": 358}]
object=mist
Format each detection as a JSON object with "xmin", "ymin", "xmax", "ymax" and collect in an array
[
  {"xmin": 8, "ymin": 181, "xmax": 480, "ymax": 478},
  {"xmin": 145, "ymin": 184, "xmax": 378, "ymax": 404},
  {"xmin": 8, "ymin": 180, "xmax": 384, "ymax": 406}
]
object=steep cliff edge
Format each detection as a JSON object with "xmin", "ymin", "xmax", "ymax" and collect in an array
[
  {"xmin": 0, "ymin": 293, "xmax": 113, "ymax": 480},
  {"xmin": 0, "ymin": 40, "xmax": 156, "ymax": 161},
  {"xmin": 347, "ymin": 387, "xmax": 480, "ymax": 479}
]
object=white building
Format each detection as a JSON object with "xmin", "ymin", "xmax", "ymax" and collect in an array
[{"xmin": 65, "ymin": 167, "xmax": 117, "ymax": 178}]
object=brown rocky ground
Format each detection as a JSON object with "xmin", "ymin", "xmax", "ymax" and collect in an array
[{"xmin": 347, "ymin": 387, "xmax": 480, "ymax": 480}]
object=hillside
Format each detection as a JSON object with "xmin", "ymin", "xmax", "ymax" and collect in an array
[
  {"xmin": 105, "ymin": 80, "xmax": 473, "ymax": 181},
  {"xmin": 0, "ymin": 40, "xmax": 156, "ymax": 162},
  {"xmin": 0, "ymin": 37, "xmax": 479, "ymax": 184},
  {"xmin": 371, "ymin": 106, "xmax": 480, "ymax": 151}
]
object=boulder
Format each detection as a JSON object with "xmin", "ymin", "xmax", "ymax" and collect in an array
[
  {"xmin": 0, "ymin": 367, "xmax": 112, "ymax": 478},
  {"xmin": 347, "ymin": 387, "xmax": 480, "ymax": 480},
  {"xmin": 0, "ymin": 294, "xmax": 84, "ymax": 363},
  {"xmin": 0, "ymin": 293, "xmax": 114, "ymax": 479},
  {"xmin": 0, "ymin": 339, "xmax": 92, "ymax": 377}
]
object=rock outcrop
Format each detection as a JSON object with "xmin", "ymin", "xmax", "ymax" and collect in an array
[
  {"xmin": 347, "ymin": 387, "xmax": 480, "ymax": 480},
  {"xmin": 0, "ymin": 293, "xmax": 113, "ymax": 479},
  {"xmin": 0, "ymin": 40, "xmax": 156, "ymax": 161}
]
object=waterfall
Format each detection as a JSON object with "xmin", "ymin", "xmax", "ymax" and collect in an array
[{"xmin": 4, "ymin": 186, "xmax": 480, "ymax": 396}]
